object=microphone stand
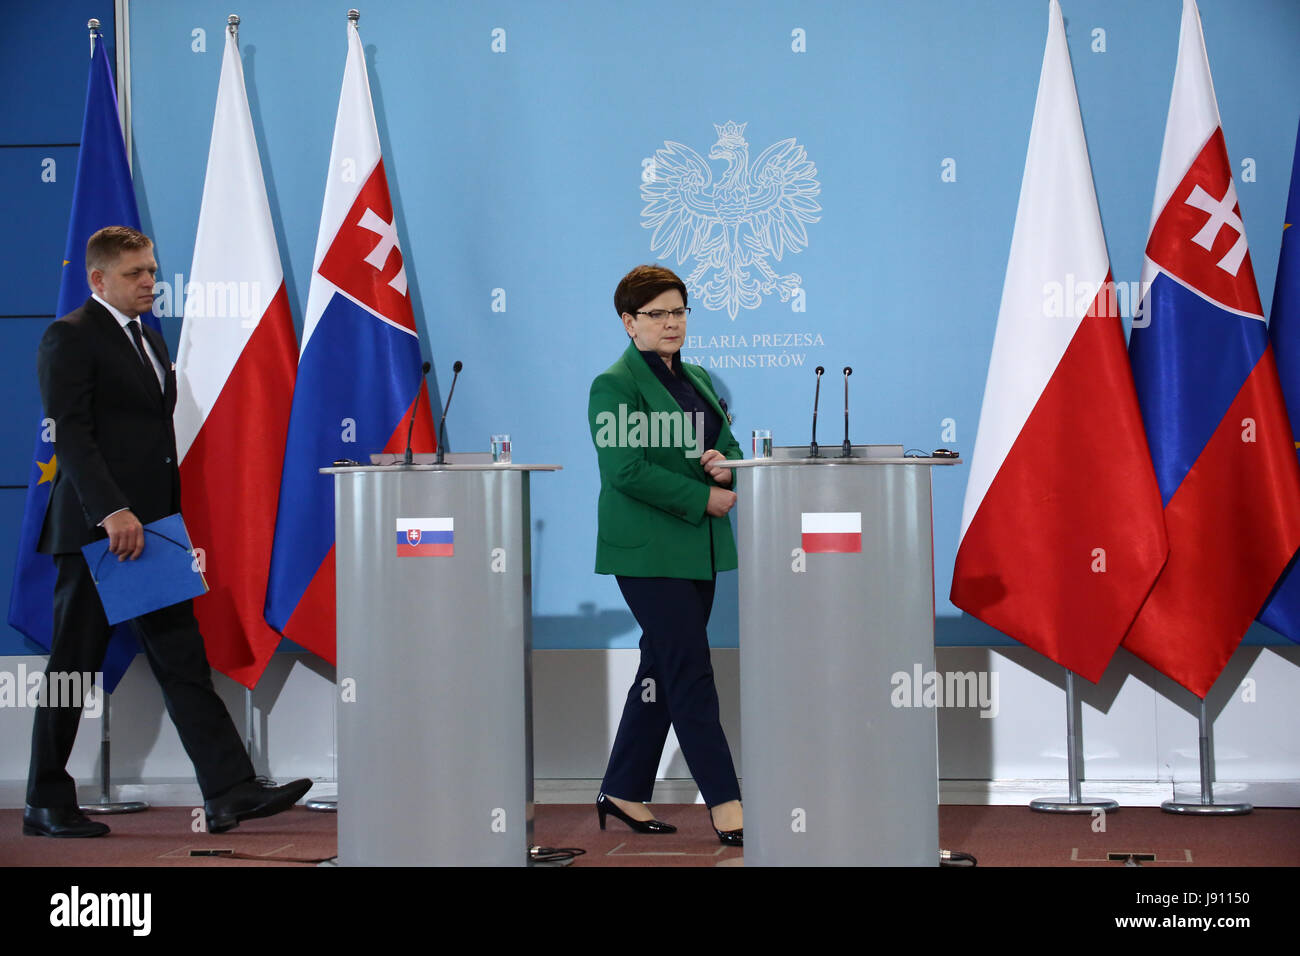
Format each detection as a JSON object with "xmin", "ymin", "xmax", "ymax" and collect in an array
[
  {"xmin": 841, "ymin": 366, "xmax": 853, "ymax": 458},
  {"xmin": 403, "ymin": 361, "xmax": 432, "ymax": 466},
  {"xmin": 435, "ymin": 360, "xmax": 463, "ymax": 465},
  {"xmin": 810, "ymin": 365, "xmax": 824, "ymax": 458}
]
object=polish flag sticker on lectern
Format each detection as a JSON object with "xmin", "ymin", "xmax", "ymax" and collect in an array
[{"xmin": 800, "ymin": 512, "xmax": 862, "ymax": 553}]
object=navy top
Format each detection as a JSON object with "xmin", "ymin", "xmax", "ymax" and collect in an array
[{"xmin": 638, "ymin": 348, "xmax": 723, "ymax": 452}]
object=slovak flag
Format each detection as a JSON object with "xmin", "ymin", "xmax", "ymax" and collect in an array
[
  {"xmin": 175, "ymin": 23, "xmax": 299, "ymax": 689},
  {"xmin": 265, "ymin": 17, "xmax": 436, "ymax": 664},
  {"xmin": 395, "ymin": 518, "xmax": 454, "ymax": 557},
  {"xmin": 1123, "ymin": 0, "xmax": 1300, "ymax": 697},
  {"xmin": 951, "ymin": 0, "xmax": 1169, "ymax": 683}
]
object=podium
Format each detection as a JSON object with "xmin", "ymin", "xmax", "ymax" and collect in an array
[
  {"xmin": 322, "ymin": 461, "xmax": 560, "ymax": 866},
  {"xmin": 724, "ymin": 446, "xmax": 959, "ymax": 866}
]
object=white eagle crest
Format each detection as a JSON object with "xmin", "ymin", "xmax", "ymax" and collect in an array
[{"xmin": 641, "ymin": 121, "xmax": 821, "ymax": 320}]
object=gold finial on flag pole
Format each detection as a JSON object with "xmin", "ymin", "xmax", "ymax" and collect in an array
[
  {"xmin": 228, "ymin": 14, "xmax": 240, "ymax": 39},
  {"xmin": 87, "ymin": 18, "xmax": 100, "ymax": 57}
]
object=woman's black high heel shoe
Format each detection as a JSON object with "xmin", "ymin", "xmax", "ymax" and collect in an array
[
  {"xmin": 712, "ymin": 825, "xmax": 743, "ymax": 847},
  {"xmin": 709, "ymin": 807, "xmax": 743, "ymax": 846},
  {"xmin": 596, "ymin": 793, "xmax": 677, "ymax": 833}
]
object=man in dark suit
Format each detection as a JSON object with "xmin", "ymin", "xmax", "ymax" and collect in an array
[{"xmin": 24, "ymin": 225, "xmax": 310, "ymax": 838}]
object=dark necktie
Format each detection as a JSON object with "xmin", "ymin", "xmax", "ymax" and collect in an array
[{"xmin": 126, "ymin": 319, "xmax": 160, "ymax": 391}]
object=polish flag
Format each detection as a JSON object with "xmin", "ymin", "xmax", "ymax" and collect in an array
[
  {"xmin": 1122, "ymin": 0, "xmax": 1300, "ymax": 697},
  {"xmin": 950, "ymin": 0, "xmax": 1169, "ymax": 683},
  {"xmin": 174, "ymin": 24, "xmax": 298, "ymax": 688},
  {"xmin": 800, "ymin": 512, "xmax": 861, "ymax": 554}
]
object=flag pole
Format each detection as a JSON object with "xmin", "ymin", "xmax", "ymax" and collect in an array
[
  {"xmin": 82, "ymin": 681, "xmax": 149, "ymax": 815},
  {"xmin": 307, "ymin": 5, "xmax": 364, "ymax": 818},
  {"xmin": 226, "ymin": 12, "xmax": 260, "ymax": 770},
  {"xmin": 79, "ymin": 16, "xmax": 148, "ymax": 818},
  {"xmin": 1161, "ymin": 695, "xmax": 1251, "ymax": 815},
  {"xmin": 1029, "ymin": 669, "xmax": 1119, "ymax": 814},
  {"xmin": 244, "ymin": 686, "xmax": 255, "ymax": 759},
  {"xmin": 304, "ymin": 674, "xmax": 337, "ymax": 813}
]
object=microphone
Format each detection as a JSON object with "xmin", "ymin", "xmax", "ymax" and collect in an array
[
  {"xmin": 403, "ymin": 361, "xmax": 433, "ymax": 465},
  {"xmin": 841, "ymin": 366, "xmax": 853, "ymax": 458},
  {"xmin": 809, "ymin": 366, "xmax": 824, "ymax": 458},
  {"xmin": 435, "ymin": 360, "xmax": 463, "ymax": 465}
]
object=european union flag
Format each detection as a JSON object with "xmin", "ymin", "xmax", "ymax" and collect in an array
[
  {"xmin": 7, "ymin": 30, "xmax": 149, "ymax": 691},
  {"xmin": 1259, "ymin": 119, "xmax": 1300, "ymax": 645}
]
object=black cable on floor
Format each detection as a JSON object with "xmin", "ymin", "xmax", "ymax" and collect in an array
[{"xmin": 530, "ymin": 845, "xmax": 587, "ymax": 865}]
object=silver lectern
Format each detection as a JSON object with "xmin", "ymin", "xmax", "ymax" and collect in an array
[
  {"xmin": 322, "ymin": 461, "xmax": 560, "ymax": 866},
  {"xmin": 724, "ymin": 446, "xmax": 959, "ymax": 866}
]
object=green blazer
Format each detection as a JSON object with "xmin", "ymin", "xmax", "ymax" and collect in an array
[{"xmin": 588, "ymin": 341, "xmax": 742, "ymax": 579}]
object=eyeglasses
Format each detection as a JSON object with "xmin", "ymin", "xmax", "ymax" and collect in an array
[{"xmin": 634, "ymin": 307, "xmax": 691, "ymax": 322}]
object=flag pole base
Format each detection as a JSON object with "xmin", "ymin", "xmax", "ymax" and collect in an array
[
  {"xmin": 1029, "ymin": 798, "xmax": 1119, "ymax": 813},
  {"xmin": 305, "ymin": 798, "xmax": 337, "ymax": 813},
  {"xmin": 82, "ymin": 693, "xmax": 149, "ymax": 814},
  {"xmin": 1160, "ymin": 799, "xmax": 1251, "ymax": 816},
  {"xmin": 1160, "ymin": 696, "xmax": 1251, "ymax": 814},
  {"xmin": 1029, "ymin": 672, "xmax": 1117, "ymax": 814},
  {"xmin": 81, "ymin": 800, "xmax": 149, "ymax": 815}
]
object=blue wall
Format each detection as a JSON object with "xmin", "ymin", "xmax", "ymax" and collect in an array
[
  {"xmin": 1, "ymin": 2, "xmax": 119, "ymax": 654},
  {"xmin": 4, "ymin": 0, "xmax": 1299, "ymax": 654}
]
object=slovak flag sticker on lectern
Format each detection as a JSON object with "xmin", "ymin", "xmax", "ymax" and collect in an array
[
  {"xmin": 396, "ymin": 518, "xmax": 454, "ymax": 557},
  {"xmin": 800, "ymin": 512, "xmax": 862, "ymax": 554}
]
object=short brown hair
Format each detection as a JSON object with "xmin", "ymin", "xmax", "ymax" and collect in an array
[
  {"xmin": 86, "ymin": 225, "xmax": 152, "ymax": 274},
  {"xmin": 614, "ymin": 264, "xmax": 688, "ymax": 318}
]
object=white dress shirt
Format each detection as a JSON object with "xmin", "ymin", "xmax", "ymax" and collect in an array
[
  {"xmin": 91, "ymin": 294, "xmax": 166, "ymax": 526},
  {"xmin": 93, "ymin": 293, "xmax": 166, "ymax": 389}
]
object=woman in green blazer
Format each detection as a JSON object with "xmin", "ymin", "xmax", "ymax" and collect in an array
[{"xmin": 588, "ymin": 265, "xmax": 744, "ymax": 846}]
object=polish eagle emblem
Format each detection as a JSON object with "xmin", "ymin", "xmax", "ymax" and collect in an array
[{"xmin": 641, "ymin": 121, "xmax": 821, "ymax": 320}]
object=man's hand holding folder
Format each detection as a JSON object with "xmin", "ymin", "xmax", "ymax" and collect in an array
[
  {"xmin": 81, "ymin": 513, "xmax": 208, "ymax": 624},
  {"xmin": 102, "ymin": 509, "xmax": 145, "ymax": 560}
]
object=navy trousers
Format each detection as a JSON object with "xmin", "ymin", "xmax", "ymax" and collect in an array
[{"xmin": 600, "ymin": 575, "xmax": 741, "ymax": 807}]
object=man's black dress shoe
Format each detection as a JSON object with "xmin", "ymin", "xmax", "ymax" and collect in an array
[
  {"xmin": 23, "ymin": 805, "xmax": 110, "ymax": 838},
  {"xmin": 203, "ymin": 777, "xmax": 312, "ymax": 834},
  {"xmin": 595, "ymin": 792, "xmax": 677, "ymax": 833}
]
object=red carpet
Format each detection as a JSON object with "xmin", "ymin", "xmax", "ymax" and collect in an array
[{"xmin": 1, "ymin": 804, "xmax": 1296, "ymax": 867}]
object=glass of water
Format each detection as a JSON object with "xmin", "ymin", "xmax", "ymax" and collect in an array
[
  {"xmin": 752, "ymin": 429, "xmax": 772, "ymax": 459},
  {"xmin": 491, "ymin": 434, "xmax": 512, "ymax": 463}
]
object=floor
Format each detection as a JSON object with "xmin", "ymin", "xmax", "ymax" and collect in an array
[{"xmin": 2, "ymin": 803, "xmax": 1296, "ymax": 867}]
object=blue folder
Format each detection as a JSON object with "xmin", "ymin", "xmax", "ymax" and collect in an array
[{"xmin": 81, "ymin": 513, "xmax": 209, "ymax": 625}]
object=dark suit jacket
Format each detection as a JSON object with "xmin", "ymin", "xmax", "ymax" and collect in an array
[
  {"xmin": 588, "ymin": 340, "xmax": 742, "ymax": 579},
  {"xmin": 36, "ymin": 297, "xmax": 181, "ymax": 554}
]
